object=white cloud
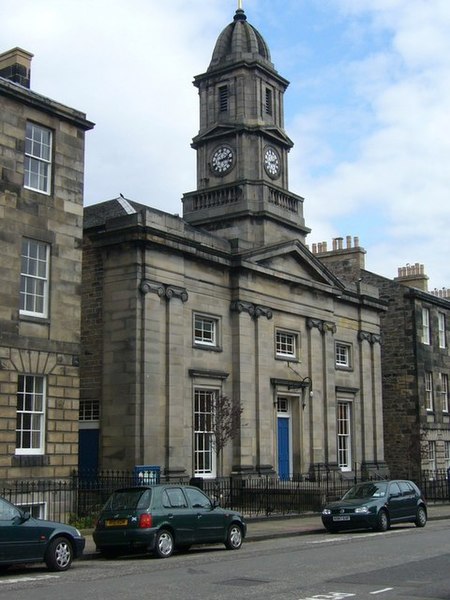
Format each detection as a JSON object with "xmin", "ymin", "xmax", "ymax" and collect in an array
[
  {"xmin": 297, "ymin": 0, "xmax": 450, "ymax": 288},
  {"xmin": 1, "ymin": 0, "xmax": 449, "ymax": 288}
]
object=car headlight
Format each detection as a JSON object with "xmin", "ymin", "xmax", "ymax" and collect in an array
[
  {"xmin": 355, "ymin": 506, "xmax": 369, "ymax": 514},
  {"xmin": 322, "ymin": 508, "xmax": 331, "ymax": 515}
]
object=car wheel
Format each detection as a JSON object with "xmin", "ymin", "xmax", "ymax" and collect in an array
[
  {"xmin": 415, "ymin": 506, "xmax": 427, "ymax": 528},
  {"xmin": 225, "ymin": 523, "xmax": 243, "ymax": 550},
  {"xmin": 154, "ymin": 529, "xmax": 174, "ymax": 558},
  {"xmin": 44, "ymin": 536, "xmax": 73, "ymax": 571},
  {"xmin": 374, "ymin": 509, "xmax": 389, "ymax": 532}
]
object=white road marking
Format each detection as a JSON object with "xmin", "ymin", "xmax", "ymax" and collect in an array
[
  {"xmin": 310, "ymin": 528, "xmax": 405, "ymax": 545},
  {"xmin": 370, "ymin": 589, "xmax": 393, "ymax": 595},
  {"xmin": 0, "ymin": 574, "xmax": 59, "ymax": 585}
]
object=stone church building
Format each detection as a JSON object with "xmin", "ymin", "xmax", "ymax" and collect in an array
[{"xmin": 81, "ymin": 7, "xmax": 388, "ymax": 480}]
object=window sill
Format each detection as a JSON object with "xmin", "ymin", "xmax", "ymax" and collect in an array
[
  {"xmin": 19, "ymin": 314, "xmax": 50, "ymax": 325},
  {"xmin": 193, "ymin": 344, "xmax": 222, "ymax": 353},
  {"xmin": 12, "ymin": 454, "xmax": 49, "ymax": 467}
]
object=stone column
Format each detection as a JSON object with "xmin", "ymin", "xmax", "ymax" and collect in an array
[
  {"xmin": 230, "ymin": 300, "xmax": 258, "ymax": 475},
  {"xmin": 370, "ymin": 334, "xmax": 385, "ymax": 468},
  {"xmin": 138, "ymin": 279, "xmax": 167, "ymax": 470},
  {"xmin": 254, "ymin": 305, "xmax": 274, "ymax": 473},
  {"xmin": 164, "ymin": 285, "xmax": 189, "ymax": 479},
  {"xmin": 306, "ymin": 318, "xmax": 336, "ymax": 474}
]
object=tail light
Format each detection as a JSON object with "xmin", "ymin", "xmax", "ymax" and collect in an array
[{"xmin": 139, "ymin": 513, "xmax": 153, "ymax": 528}]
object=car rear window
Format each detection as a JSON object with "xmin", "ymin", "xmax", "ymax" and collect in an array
[{"xmin": 104, "ymin": 489, "xmax": 152, "ymax": 510}]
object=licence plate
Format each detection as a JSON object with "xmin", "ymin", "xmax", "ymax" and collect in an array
[
  {"xmin": 105, "ymin": 519, "xmax": 128, "ymax": 527},
  {"xmin": 333, "ymin": 515, "xmax": 350, "ymax": 521}
]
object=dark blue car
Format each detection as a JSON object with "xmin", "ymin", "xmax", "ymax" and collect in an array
[
  {"xmin": 322, "ymin": 479, "xmax": 427, "ymax": 533},
  {"xmin": 0, "ymin": 495, "xmax": 85, "ymax": 571}
]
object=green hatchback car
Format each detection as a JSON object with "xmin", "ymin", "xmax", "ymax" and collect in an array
[
  {"xmin": 0, "ymin": 495, "xmax": 85, "ymax": 571},
  {"xmin": 321, "ymin": 479, "xmax": 427, "ymax": 533},
  {"xmin": 93, "ymin": 484, "xmax": 246, "ymax": 558}
]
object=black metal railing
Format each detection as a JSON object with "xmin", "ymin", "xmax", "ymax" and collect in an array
[{"xmin": 1, "ymin": 469, "xmax": 449, "ymax": 526}]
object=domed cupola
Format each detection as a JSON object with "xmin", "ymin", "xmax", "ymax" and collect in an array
[
  {"xmin": 208, "ymin": 8, "xmax": 273, "ymax": 72},
  {"xmin": 183, "ymin": 6, "xmax": 310, "ymax": 248}
]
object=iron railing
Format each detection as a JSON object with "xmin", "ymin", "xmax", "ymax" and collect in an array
[{"xmin": 1, "ymin": 469, "xmax": 449, "ymax": 525}]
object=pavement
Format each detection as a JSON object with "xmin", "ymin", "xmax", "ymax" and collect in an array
[{"xmin": 80, "ymin": 503, "xmax": 450, "ymax": 558}]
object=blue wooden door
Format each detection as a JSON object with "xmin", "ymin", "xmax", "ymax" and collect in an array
[
  {"xmin": 78, "ymin": 428, "xmax": 99, "ymax": 476},
  {"xmin": 278, "ymin": 417, "xmax": 290, "ymax": 480}
]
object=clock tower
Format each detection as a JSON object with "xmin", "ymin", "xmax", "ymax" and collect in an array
[{"xmin": 183, "ymin": 7, "xmax": 310, "ymax": 247}]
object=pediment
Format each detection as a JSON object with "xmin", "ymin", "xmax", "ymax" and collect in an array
[
  {"xmin": 238, "ymin": 240, "xmax": 344, "ymax": 290},
  {"xmin": 261, "ymin": 126, "xmax": 293, "ymax": 148},
  {"xmin": 192, "ymin": 125, "xmax": 235, "ymax": 146}
]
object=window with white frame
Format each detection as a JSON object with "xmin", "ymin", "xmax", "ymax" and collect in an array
[
  {"xmin": 337, "ymin": 402, "xmax": 352, "ymax": 471},
  {"xmin": 20, "ymin": 239, "xmax": 50, "ymax": 318},
  {"xmin": 24, "ymin": 122, "xmax": 52, "ymax": 194},
  {"xmin": 193, "ymin": 314, "xmax": 219, "ymax": 348},
  {"xmin": 79, "ymin": 399, "xmax": 100, "ymax": 421},
  {"xmin": 438, "ymin": 312, "xmax": 446, "ymax": 349},
  {"xmin": 440, "ymin": 373, "xmax": 449, "ymax": 413},
  {"xmin": 18, "ymin": 502, "xmax": 46, "ymax": 519},
  {"xmin": 335, "ymin": 342, "xmax": 351, "ymax": 368},
  {"xmin": 427, "ymin": 441, "xmax": 436, "ymax": 476},
  {"xmin": 425, "ymin": 371, "xmax": 434, "ymax": 411},
  {"xmin": 422, "ymin": 307, "xmax": 431, "ymax": 345},
  {"xmin": 16, "ymin": 375, "xmax": 46, "ymax": 455},
  {"xmin": 194, "ymin": 388, "xmax": 217, "ymax": 477},
  {"xmin": 445, "ymin": 441, "xmax": 450, "ymax": 470},
  {"xmin": 275, "ymin": 330, "xmax": 298, "ymax": 359}
]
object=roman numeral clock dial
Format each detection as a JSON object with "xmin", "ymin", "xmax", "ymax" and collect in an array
[
  {"xmin": 211, "ymin": 145, "xmax": 234, "ymax": 175},
  {"xmin": 264, "ymin": 146, "xmax": 281, "ymax": 178}
]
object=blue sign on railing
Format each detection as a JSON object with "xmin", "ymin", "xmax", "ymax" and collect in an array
[{"xmin": 134, "ymin": 465, "xmax": 160, "ymax": 485}]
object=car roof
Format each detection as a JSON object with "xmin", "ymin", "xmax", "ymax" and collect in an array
[{"xmin": 110, "ymin": 484, "xmax": 200, "ymax": 492}]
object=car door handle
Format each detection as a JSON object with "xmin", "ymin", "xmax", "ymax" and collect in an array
[
  {"xmin": 168, "ymin": 513, "xmax": 174, "ymax": 519},
  {"xmin": 196, "ymin": 513, "xmax": 202, "ymax": 519}
]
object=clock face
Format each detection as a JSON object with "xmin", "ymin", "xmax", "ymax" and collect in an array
[
  {"xmin": 264, "ymin": 147, "xmax": 281, "ymax": 178},
  {"xmin": 211, "ymin": 146, "xmax": 234, "ymax": 174}
]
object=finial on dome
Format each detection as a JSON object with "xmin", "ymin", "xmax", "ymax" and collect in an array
[{"xmin": 238, "ymin": 0, "xmax": 243, "ymax": 8}]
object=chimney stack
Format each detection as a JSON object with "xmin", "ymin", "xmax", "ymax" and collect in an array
[
  {"xmin": 0, "ymin": 47, "xmax": 33, "ymax": 88},
  {"xmin": 394, "ymin": 263, "xmax": 429, "ymax": 292}
]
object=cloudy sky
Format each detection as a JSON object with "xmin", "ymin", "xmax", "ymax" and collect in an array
[{"xmin": 2, "ymin": 0, "xmax": 449, "ymax": 290}]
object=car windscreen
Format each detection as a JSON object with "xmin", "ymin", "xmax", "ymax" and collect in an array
[
  {"xmin": 342, "ymin": 482, "xmax": 387, "ymax": 500},
  {"xmin": 103, "ymin": 489, "xmax": 152, "ymax": 511}
]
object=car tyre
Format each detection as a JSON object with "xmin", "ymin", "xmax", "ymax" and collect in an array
[
  {"xmin": 415, "ymin": 506, "xmax": 427, "ymax": 528},
  {"xmin": 44, "ymin": 536, "xmax": 73, "ymax": 571},
  {"xmin": 225, "ymin": 523, "xmax": 243, "ymax": 550},
  {"xmin": 154, "ymin": 529, "xmax": 174, "ymax": 558},
  {"xmin": 374, "ymin": 509, "xmax": 389, "ymax": 532}
]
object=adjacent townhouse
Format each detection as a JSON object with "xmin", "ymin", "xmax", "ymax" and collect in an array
[
  {"xmin": 313, "ymin": 239, "xmax": 450, "ymax": 481},
  {"xmin": 0, "ymin": 47, "xmax": 93, "ymax": 512}
]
